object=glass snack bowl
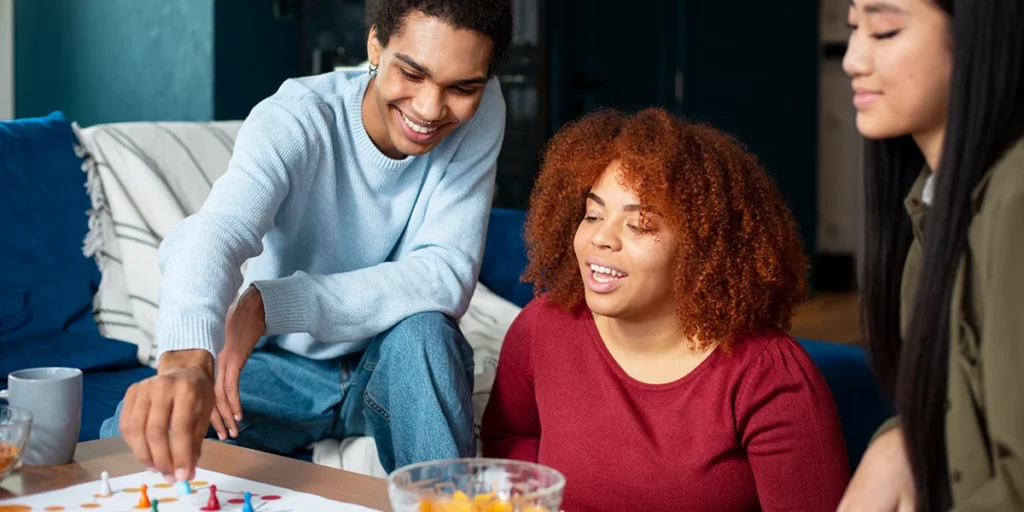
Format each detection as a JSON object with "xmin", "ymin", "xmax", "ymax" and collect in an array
[
  {"xmin": 388, "ymin": 458, "xmax": 566, "ymax": 512},
  {"xmin": 0, "ymin": 405, "xmax": 32, "ymax": 482}
]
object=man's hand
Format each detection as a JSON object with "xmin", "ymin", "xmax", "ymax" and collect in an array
[
  {"xmin": 837, "ymin": 427, "xmax": 916, "ymax": 512},
  {"xmin": 210, "ymin": 285, "xmax": 266, "ymax": 441},
  {"xmin": 119, "ymin": 349, "xmax": 215, "ymax": 483}
]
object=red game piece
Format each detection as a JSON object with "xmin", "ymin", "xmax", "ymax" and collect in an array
[{"xmin": 200, "ymin": 484, "xmax": 221, "ymax": 511}]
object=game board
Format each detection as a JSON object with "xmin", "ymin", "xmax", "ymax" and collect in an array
[{"xmin": 0, "ymin": 468, "xmax": 382, "ymax": 512}]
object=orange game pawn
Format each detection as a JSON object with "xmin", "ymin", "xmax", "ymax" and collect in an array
[{"xmin": 135, "ymin": 483, "xmax": 151, "ymax": 509}]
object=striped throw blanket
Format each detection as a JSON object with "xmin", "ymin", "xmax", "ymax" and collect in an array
[{"xmin": 75, "ymin": 120, "xmax": 243, "ymax": 367}]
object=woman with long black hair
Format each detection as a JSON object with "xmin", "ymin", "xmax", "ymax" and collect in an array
[{"xmin": 837, "ymin": 0, "xmax": 1024, "ymax": 510}]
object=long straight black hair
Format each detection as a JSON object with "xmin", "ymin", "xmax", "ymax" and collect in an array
[{"xmin": 861, "ymin": 0, "xmax": 1024, "ymax": 509}]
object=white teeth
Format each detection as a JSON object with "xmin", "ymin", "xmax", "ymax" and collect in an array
[
  {"xmin": 400, "ymin": 111, "xmax": 439, "ymax": 134},
  {"xmin": 589, "ymin": 264, "xmax": 625, "ymax": 278}
]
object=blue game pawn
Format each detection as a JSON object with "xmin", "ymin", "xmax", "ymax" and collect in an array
[
  {"xmin": 241, "ymin": 491, "xmax": 254, "ymax": 512},
  {"xmin": 178, "ymin": 480, "xmax": 193, "ymax": 496}
]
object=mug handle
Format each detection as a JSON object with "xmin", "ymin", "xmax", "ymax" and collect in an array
[{"xmin": 0, "ymin": 388, "xmax": 7, "ymax": 401}]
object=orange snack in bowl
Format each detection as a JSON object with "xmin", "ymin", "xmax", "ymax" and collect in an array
[
  {"xmin": 0, "ymin": 441, "xmax": 21, "ymax": 474},
  {"xmin": 418, "ymin": 491, "xmax": 546, "ymax": 512}
]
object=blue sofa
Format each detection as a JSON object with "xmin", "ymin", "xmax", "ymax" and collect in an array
[{"xmin": 1, "ymin": 112, "xmax": 892, "ymax": 472}]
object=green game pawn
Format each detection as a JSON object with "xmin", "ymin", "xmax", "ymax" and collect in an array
[{"xmin": 151, "ymin": 498, "xmax": 159, "ymax": 511}]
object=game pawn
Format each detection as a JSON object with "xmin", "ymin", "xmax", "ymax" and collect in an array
[
  {"xmin": 136, "ymin": 483, "xmax": 151, "ymax": 509},
  {"xmin": 151, "ymin": 498, "xmax": 159, "ymax": 512},
  {"xmin": 177, "ymin": 479, "xmax": 193, "ymax": 496},
  {"xmin": 98, "ymin": 470, "xmax": 113, "ymax": 497},
  {"xmin": 200, "ymin": 484, "xmax": 221, "ymax": 511},
  {"xmin": 241, "ymin": 491, "xmax": 254, "ymax": 512}
]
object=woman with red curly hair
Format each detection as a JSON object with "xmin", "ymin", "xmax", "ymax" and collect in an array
[{"xmin": 480, "ymin": 108, "xmax": 850, "ymax": 511}]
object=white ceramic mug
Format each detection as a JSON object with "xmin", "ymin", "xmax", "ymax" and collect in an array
[{"xmin": 0, "ymin": 367, "xmax": 82, "ymax": 466}]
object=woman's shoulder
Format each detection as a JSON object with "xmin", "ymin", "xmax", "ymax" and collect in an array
[
  {"xmin": 971, "ymin": 136, "xmax": 1024, "ymax": 265},
  {"xmin": 728, "ymin": 327, "xmax": 823, "ymax": 378},
  {"xmin": 501, "ymin": 294, "xmax": 589, "ymax": 363},
  {"xmin": 729, "ymin": 328, "xmax": 837, "ymax": 414},
  {"xmin": 503, "ymin": 294, "xmax": 589, "ymax": 348},
  {"xmin": 731, "ymin": 326, "xmax": 807, "ymax": 356},
  {"xmin": 516, "ymin": 293, "xmax": 586, "ymax": 325},
  {"xmin": 981, "ymin": 136, "xmax": 1024, "ymax": 207}
]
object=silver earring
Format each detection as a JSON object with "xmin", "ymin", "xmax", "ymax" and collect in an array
[{"xmin": 368, "ymin": 63, "xmax": 378, "ymax": 77}]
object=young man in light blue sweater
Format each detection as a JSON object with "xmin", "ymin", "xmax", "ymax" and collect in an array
[{"xmin": 100, "ymin": 0, "xmax": 512, "ymax": 482}]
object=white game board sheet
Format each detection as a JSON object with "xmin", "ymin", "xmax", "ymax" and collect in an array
[{"xmin": 0, "ymin": 467, "xmax": 383, "ymax": 511}]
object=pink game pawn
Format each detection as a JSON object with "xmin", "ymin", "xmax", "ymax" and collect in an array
[{"xmin": 200, "ymin": 484, "xmax": 221, "ymax": 511}]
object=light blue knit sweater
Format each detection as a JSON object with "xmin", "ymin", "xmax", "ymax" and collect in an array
[{"xmin": 155, "ymin": 69, "xmax": 505, "ymax": 360}]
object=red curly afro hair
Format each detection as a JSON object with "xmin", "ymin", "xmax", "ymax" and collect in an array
[{"xmin": 523, "ymin": 108, "xmax": 809, "ymax": 350}]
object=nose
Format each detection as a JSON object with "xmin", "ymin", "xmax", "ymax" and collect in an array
[
  {"xmin": 411, "ymin": 85, "xmax": 446, "ymax": 123},
  {"xmin": 590, "ymin": 220, "xmax": 622, "ymax": 252},
  {"xmin": 842, "ymin": 28, "xmax": 871, "ymax": 79}
]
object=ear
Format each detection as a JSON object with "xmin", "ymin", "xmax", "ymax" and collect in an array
[{"xmin": 367, "ymin": 25, "xmax": 383, "ymax": 67}]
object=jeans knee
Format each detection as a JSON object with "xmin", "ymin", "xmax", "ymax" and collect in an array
[{"xmin": 378, "ymin": 312, "xmax": 472, "ymax": 369}]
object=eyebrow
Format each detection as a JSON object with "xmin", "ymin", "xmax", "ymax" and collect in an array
[
  {"xmin": 849, "ymin": 0, "xmax": 908, "ymax": 14},
  {"xmin": 587, "ymin": 192, "xmax": 642, "ymax": 212},
  {"xmin": 393, "ymin": 53, "xmax": 489, "ymax": 87}
]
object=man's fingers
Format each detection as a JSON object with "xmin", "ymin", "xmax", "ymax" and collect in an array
[
  {"xmin": 209, "ymin": 407, "xmax": 228, "ymax": 441},
  {"xmin": 214, "ymin": 372, "xmax": 239, "ymax": 437},
  {"xmin": 192, "ymin": 405, "xmax": 209, "ymax": 478},
  {"xmin": 145, "ymin": 388, "xmax": 174, "ymax": 481},
  {"xmin": 224, "ymin": 359, "xmax": 244, "ymax": 424},
  {"xmin": 124, "ymin": 389, "xmax": 155, "ymax": 472},
  {"xmin": 169, "ymin": 388, "xmax": 197, "ymax": 483},
  {"xmin": 118, "ymin": 384, "xmax": 138, "ymax": 439}
]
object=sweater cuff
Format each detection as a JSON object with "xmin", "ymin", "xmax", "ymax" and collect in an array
[
  {"xmin": 157, "ymin": 315, "xmax": 222, "ymax": 362},
  {"xmin": 870, "ymin": 415, "xmax": 901, "ymax": 445},
  {"xmin": 253, "ymin": 274, "xmax": 312, "ymax": 336}
]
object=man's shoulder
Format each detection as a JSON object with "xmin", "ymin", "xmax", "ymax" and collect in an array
[
  {"xmin": 275, "ymin": 69, "xmax": 365, "ymax": 101},
  {"xmin": 250, "ymin": 70, "xmax": 365, "ymax": 124},
  {"xmin": 472, "ymin": 76, "xmax": 507, "ymax": 130}
]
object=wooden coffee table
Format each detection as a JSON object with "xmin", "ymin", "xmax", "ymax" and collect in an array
[{"xmin": 0, "ymin": 437, "xmax": 392, "ymax": 511}]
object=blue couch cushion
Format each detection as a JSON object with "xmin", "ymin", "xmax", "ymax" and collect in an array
[
  {"xmin": 0, "ymin": 111, "xmax": 136, "ymax": 375},
  {"xmin": 798, "ymin": 339, "xmax": 894, "ymax": 470},
  {"xmin": 480, "ymin": 208, "xmax": 534, "ymax": 308}
]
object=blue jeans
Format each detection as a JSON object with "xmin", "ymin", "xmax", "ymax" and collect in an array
[{"xmin": 100, "ymin": 312, "xmax": 476, "ymax": 473}]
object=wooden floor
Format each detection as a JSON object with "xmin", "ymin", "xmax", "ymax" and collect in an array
[{"xmin": 789, "ymin": 292, "xmax": 862, "ymax": 346}]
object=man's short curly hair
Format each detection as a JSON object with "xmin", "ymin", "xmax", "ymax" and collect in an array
[
  {"xmin": 365, "ymin": 0, "xmax": 514, "ymax": 75},
  {"xmin": 523, "ymin": 108, "xmax": 809, "ymax": 350}
]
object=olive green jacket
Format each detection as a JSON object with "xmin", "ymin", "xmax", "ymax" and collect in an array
[{"xmin": 885, "ymin": 137, "xmax": 1024, "ymax": 510}]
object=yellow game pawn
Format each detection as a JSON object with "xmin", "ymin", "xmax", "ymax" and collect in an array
[{"xmin": 136, "ymin": 483, "xmax": 151, "ymax": 509}]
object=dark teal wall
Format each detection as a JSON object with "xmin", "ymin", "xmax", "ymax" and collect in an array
[
  {"xmin": 213, "ymin": 0, "xmax": 302, "ymax": 120},
  {"xmin": 682, "ymin": 0, "xmax": 821, "ymax": 280},
  {"xmin": 547, "ymin": 0, "xmax": 820, "ymax": 285},
  {"xmin": 13, "ymin": 0, "xmax": 302, "ymax": 126},
  {"xmin": 15, "ymin": 0, "xmax": 215, "ymax": 126}
]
